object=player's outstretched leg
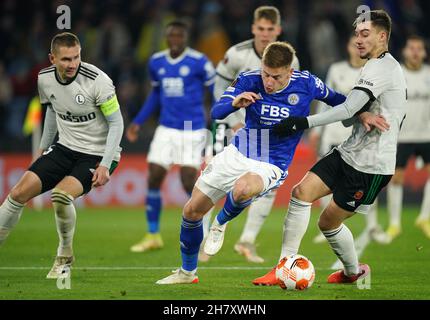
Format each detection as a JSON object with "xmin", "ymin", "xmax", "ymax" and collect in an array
[
  {"xmin": 0, "ymin": 171, "xmax": 41, "ymax": 247},
  {"xmin": 0, "ymin": 196, "xmax": 25, "ymax": 246},
  {"xmin": 253, "ymin": 172, "xmax": 326, "ymax": 286},
  {"xmin": 198, "ymin": 207, "xmax": 214, "ymax": 262},
  {"xmin": 235, "ymin": 191, "xmax": 276, "ymax": 263},
  {"xmin": 312, "ymin": 194, "xmax": 331, "ymax": 244},
  {"xmin": 252, "ymin": 196, "xmax": 312, "ymax": 286},
  {"xmin": 320, "ymin": 201, "xmax": 370, "ymax": 284},
  {"xmin": 416, "ymin": 179, "xmax": 430, "ymax": 239},
  {"xmin": 156, "ymin": 188, "xmax": 213, "ymax": 285},
  {"xmin": 386, "ymin": 171, "xmax": 404, "ymax": 241},
  {"xmin": 204, "ymin": 191, "xmax": 252, "ymax": 256},
  {"xmin": 47, "ymin": 188, "xmax": 77, "ymax": 279}
]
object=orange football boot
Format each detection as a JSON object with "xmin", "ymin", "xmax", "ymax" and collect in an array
[
  {"xmin": 327, "ymin": 263, "xmax": 370, "ymax": 284},
  {"xmin": 252, "ymin": 267, "xmax": 280, "ymax": 286}
]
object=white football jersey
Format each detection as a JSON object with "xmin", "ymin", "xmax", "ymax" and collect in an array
[
  {"xmin": 215, "ymin": 39, "xmax": 300, "ymax": 126},
  {"xmin": 37, "ymin": 62, "xmax": 122, "ymax": 161},
  {"xmin": 337, "ymin": 52, "xmax": 407, "ymax": 175},
  {"xmin": 316, "ymin": 61, "xmax": 361, "ymax": 154},
  {"xmin": 398, "ymin": 64, "xmax": 430, "ymax": 143}
]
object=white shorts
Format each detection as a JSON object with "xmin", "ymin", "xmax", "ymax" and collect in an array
[
  {"xmin": 195, "ymin": 144, "xmax": 287, "ymax": 203},
  {"xmin": 147, "ymin": 125, "xmax": 207, "ymax": 169}
]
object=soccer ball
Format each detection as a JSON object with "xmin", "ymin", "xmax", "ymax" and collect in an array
[{"xmin": 275, "ymin": 254, "xmax": 315, "ymax": 290}]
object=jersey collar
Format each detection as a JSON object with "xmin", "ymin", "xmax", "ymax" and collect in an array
[
  {"xmin": 377, "ymin": 51, "xmax": 389, "ymax": 59},
  {"xmin": 166, "ymin": 48, "xmax": 189, "ymax": 65},
  {"xmin": 252, "ymin": 41, "xmax": 262, "ymax": 59},
  {"xmin": 55, "ymin": 63, "xmax": 81, "ymax": 86}
]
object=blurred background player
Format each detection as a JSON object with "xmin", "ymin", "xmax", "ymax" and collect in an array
[
  {"xmin": 386, "ymin": 35, "xmax": 430, "ymax": 241},
  {"xmin": 310, "ymin": 36, "xmax": 389, "ymax": 249},
  {"xmin": 0, "ymin": 32, "xmax": 123, "ymax": 278},
  {"xmin": 127, "ymin": 21, "xmax": 215, "ymax": 253},
  {"xmin": 156, "ymin": 41, "xmax": 346, "ymax": 284},
  {"xmin": 200, "ymin": 5, "xmax": 300, "ymax": 263}
]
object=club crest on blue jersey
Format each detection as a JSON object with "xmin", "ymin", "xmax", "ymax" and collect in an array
[{"xmin": 288, "ymin": 93, "xmax": 300, "ymax": 105}]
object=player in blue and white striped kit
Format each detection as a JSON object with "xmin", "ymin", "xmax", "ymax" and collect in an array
[
  {"xmin": 156, "ymin": 41, "xmax": 346, "ymax": 284},
  {"xmin": 126, "ymin": 21, "xmax": 215, "ymax": 253}
]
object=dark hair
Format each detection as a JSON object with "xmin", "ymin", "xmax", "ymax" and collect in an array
[
  {"xmin": 405, "ymin": 34, "xmax": 425, "ymax": 45},
  {"xmin": 354, "ymin": 9, "xmax": 392, "ymax": 41},
  {"xmin": 166, "ymin": 20, "xmax": 189, "ymax": 32},
  {"xmin": 51, "ymin": 32, "xmax": 80, "ymax": 54},
  {"xmin": 262, "ymin": 41, "xmax": 295, "ymax": 68},
  {"xmin": 254, "ymin": 6, "xmax": 281, "ymax": 25}
]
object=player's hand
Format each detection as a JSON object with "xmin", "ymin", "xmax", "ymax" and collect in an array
[
  {"xmin": 272, "ymin": 116, "xmax": 309, "ymax": 137},
  {"xmin": 92, "ymin": 165, "xmax": 110, "ymax": 188},
  {"xmin": 358, "ymin": 112, "xmax": 390, "ymax": 132},
  {"xmin": 232, "ymin": 92, "xmax": 261, "ymax": 108},
  {"xmin": 126, "ymin": 123, "xmax": 140, "ymax": 143}
]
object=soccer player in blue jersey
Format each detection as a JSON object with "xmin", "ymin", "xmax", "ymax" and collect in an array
[
  {"xmin": 126, "ymin": 21, "xmax": 215, "ymax": 253},
  {"xmin": 156, "ymin": 41, "xmax": 347, "ymax": 284}
]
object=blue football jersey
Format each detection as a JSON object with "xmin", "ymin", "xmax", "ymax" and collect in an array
[
  {"xmin": 216, "ymin": 70, "xmax": 344, "ymax": 171},
  {"xmin": 149, "ymin": 48, "xmax": 215, "ymax": 130}
]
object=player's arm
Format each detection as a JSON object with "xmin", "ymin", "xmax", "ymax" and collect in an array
[
  {"xmin": 211, "ymin": 91, "xmax": 260, "ymax": 120},
  {"xmin": 36, "ymin": 78, "xmax": 57, "ymax": 160},
  {"xmin": 127, "ymin": 59, "xmax": 161, "ymax": 142},
  {"xmin": 37, "ymin": 104, "xmax": 58, "ymax": 159},
  {"xmin": 92, "ymin": 74, "xmax": 124, "ymax": 187},
  {"xmin": 127, "ymin": 86, "xmax": 160, "ymax": 142},
  {"xmin": 273, "ymin": 89, "xmax": 389, "ymax": 137}
]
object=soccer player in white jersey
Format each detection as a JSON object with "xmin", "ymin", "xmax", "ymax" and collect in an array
[
  {"xmin": 310, "ymin": 36, "xmax": 389, "ymax": 246},
  {"xmin": 127, "ymin": 21, "xmax": 215, "ymax": 253},
  {"xmin": 385, "ymin": 35, "xmax": 430, "ymax": 240},
  {"xmin": 0, "ymin": 32, "xmax": 124, "ymax": 278},
  {"xmin": 201, "ymin": 6, "xmax": 300, "ymax": 263},
  {"xmin": 254, "ymin": 10, "xmax": 406, "ymax": 285}
]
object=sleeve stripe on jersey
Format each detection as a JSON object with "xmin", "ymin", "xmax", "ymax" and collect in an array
[
  {"xmin": 80, "ymin": 65, "xmax": 99, "ymax": 77},
  {"xmin": 220, "ymin": 94, "xmax": 235, "ymax": 100},
  {"xmin": 39, "ymin": 68, "xmax": 55, "ymax": 76},
  {"xmin": 79, "ymin": 70, "xmax": 96, "ymax": 80},
  {"xmin": 353, "ymin": 86, "xmax": 376, "ymax": 101},
  {"xmin": 216, "ymin": 72, "xmax": 234, "ymax": 82}
]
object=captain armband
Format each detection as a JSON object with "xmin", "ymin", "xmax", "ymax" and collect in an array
[{"xmin": 100, "ymin": 94, "xmax": 120, "ymax": 116}]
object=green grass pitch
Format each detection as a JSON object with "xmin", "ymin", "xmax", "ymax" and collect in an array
[{"xmin": 0, "ymin": 205, "xmax": 429, "ymax": 300}]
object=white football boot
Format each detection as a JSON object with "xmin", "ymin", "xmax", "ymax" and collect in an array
[
  {"xmin": 46, "ymin": 256, "xmax": 74, "ymax": 279},
  {"xmin": 156, "ymin": 268, "xmax": 199, "ymax": 285},
  {"xmin": 203, "ymin": 219, "xmax": 227, "ymax": 256}
]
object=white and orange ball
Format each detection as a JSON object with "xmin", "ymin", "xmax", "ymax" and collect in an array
[{"xmin": 275, "ymin": 254, "xmax": 315, "ymax": 290}]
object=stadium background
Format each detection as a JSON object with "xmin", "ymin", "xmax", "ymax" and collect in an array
[{"xmin": 0, "ymin": 0, "xmax": 429, "ymax": 207}]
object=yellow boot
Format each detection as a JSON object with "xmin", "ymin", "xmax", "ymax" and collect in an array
[{"xmin": 130, "ymin": 233, "xmax": 164, "ymax": 252}]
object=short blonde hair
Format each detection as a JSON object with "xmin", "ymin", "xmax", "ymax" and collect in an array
[
  {"xmin": 254, "ymin": 6, "xmax": 281, "ymax": 25},
  {"xmin": 51, "ymin": 32, "xmax": 80, "ymax": 54},
  {"xmin": 262, "ymin": 41, "xmax": 295, "ymax": 68}
]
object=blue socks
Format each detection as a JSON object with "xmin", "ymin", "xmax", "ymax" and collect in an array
[
  {"xmin": 146, "ymin": 189, "xmax": 162, "ymax": 233},
  {"xmin": 180, "ymin": 217, "xmax": 203, "ymax": 272},
  {"xmin": 216, "ymin": 191, "xmax": 252, "ymax": 225}
]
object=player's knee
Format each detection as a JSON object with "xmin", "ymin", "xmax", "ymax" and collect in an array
[
  {"xmin": 183, "ymin": 201, "xmax": 205, "ymax": 221},
  {"xmin": 232, "ymin": 180, "xmax": 252, "ymax": 202},
  {"xmin": 10, "ymin": 186, "xmax": 30, "ymax": 204},
  {"xmin": 291, "ymin": 183, "xmax": 310, "ymax": 202},
  {"xmin": 51, "ymin": 188, "xmax": 74, "ymax": 214}
]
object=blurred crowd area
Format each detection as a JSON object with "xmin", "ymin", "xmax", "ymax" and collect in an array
[{"xmin": 0, "ymin": 0, "xmax": 429, "ymax": 152}]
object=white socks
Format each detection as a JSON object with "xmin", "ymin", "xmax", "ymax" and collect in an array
[
  {"xmin": 418, "ymin": 180, "xmax": 430, "ymax": 221},
  {"xmin": 388, "ymin": 184, "xmax": 403, "ymax": 227},
  {"xmin": 280, "ymin": 197, "xmax": 312, "ymax": 259},
  {"xmin": 239, "ymin": 192, "xmax": 276, "ymax": 244},
  {"xmin": 0, "ymin": 195, "xmax": 24, "ymax": 245},
  {"xmin": 322, "ymin": 224, "xmax": 359, "ymax": 276},
  {"xmin": 51, "ymin": 189, "xmax": 76, "ymax": 257}
]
